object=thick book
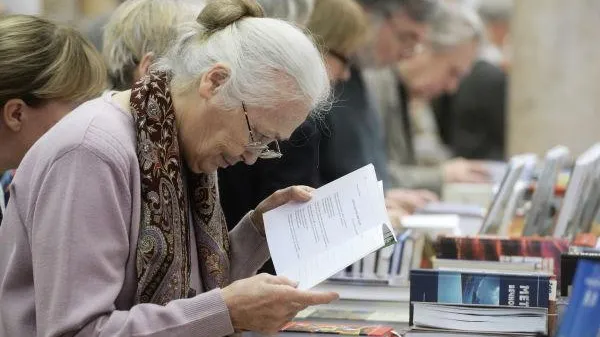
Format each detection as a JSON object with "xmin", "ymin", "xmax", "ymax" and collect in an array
[
  {"xmin": 410, "ymin": 269, "xmax": 552, "ymax": 309},
  {"xmin": 281, "ymin": 321, "xmax": 396, "ymax": 336},
  {"xmin": 556, "ymin": 260, "xmax": 600, "ymax": 337},
  {"xmin": 410, "ymin": 302, "xmax": 548, "ymax": 335},
  {"xmin": 436, "ymin": 236, "xmax": 568, "ymax": 285}
]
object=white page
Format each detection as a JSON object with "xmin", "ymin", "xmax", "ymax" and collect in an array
[{"xmin": 264, "ymin": 164, "xmax": 389, "ymax": 289}]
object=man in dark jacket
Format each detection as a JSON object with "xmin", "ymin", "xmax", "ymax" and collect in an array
[{"xmin": 433, "ymin": 60, "xmax": 507, "ymax": 160}]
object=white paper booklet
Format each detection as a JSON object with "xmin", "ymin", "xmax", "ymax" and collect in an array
[{"xmin": 264, "ymin": 164, "xmax": 396, "ymax": 290}]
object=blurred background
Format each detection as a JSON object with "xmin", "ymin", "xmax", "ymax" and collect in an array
[{"xmin": 2, "ymin": 0, "xmax": 600, "ymax": 159}]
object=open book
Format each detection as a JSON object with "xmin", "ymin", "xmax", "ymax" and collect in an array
[{"xmin": 264, "ymin": 164, "xmax": 396, "ymax": 290}]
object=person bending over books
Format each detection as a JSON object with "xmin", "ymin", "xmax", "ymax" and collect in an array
[
  {"xmin": 0, "ymin": 1, "xmax": 338, "ymax": 336},
  {"xmin": 218, "ymin": 0, "xmax": 372, "ymax": 273},
  {"xmin": 363, "ymin": 3, "xmax": 491, "ymax": 194},
  {"xmin": 0, "ymin": 15, "xmax": 106, "ymax": 224}
]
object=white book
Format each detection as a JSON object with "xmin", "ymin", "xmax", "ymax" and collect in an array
[
  {"xmin": 362, "ymin": 252, "xmax": 377, "ymax": 278},
  {"xmin": 399, "ymin": 237, "xmax": 416, "ymax": 279},
  {"xmin": 412, "ymin": 303, "xmax": 547, "ymax": 335},
  {"xmin": 264, "ymin": 164, "xmax": 396, "ymax": 290},
  {"xmin": 376, "ymin": 245, "xmax": 395, "ymax": 278},
  {"xmin": 498, "ymin": 181, "xmax": 528, "ymax": 236},
  {"xmin": 523, "ymin": 145, "xmax": 570, "ymax": 236},
  {"xmin": 480, "ymin": 154, "xmax": 537, "ymax": 235},
  {"xmin": 554, "ymin": 143, "xmax": 600, "ymax": 238},
  {"xmin": 400, "ymin": 214, "xmax": 461, "ymax": 235},
  {"xmin": 432, "ymin": 258, "xmax": 542, "ymax": 273}
]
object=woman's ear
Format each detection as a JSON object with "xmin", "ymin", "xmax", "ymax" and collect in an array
[
  {"xmin": 1, "ymin": 99, "xmax": 25, "ymax": 132},
  {"xmin": 135, "ymin": 52, "xmax": 155, "ymax": 80},
  {"xmin": 198, "ymin": 64, "xmax": 231, "ymax": 99}
]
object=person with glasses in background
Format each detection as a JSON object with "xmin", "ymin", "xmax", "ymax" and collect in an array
[
  {"xmin": 0, "ymin": 0, "xmax": 339, "ymax": 336},
  {"xmin": 0, "ymin": 15, "xmax": 105, "ymax": 224},
  {"xmin": 219, "ymin": 0, "xmax": 369, "ymax": 275},
  {"xmin": 319, "ymin": 0, "xmax": 441, "ymax": 224},
  {"xmin": 365, "ymin": 2, "xmax": 490, "ymax": 197}
]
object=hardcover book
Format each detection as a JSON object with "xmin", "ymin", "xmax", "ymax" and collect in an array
[
  {"xmin": 556, "ymin": 260, "xmax": 600, "ymax": 337},
  {"xmin": 410, "ymin": 269, "xmax": 552, "ymax": 309}
]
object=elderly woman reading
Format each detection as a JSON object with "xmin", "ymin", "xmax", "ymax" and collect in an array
[{"xmin": 0, "ymin": 0, "xmax": 337, "ymax": 336}]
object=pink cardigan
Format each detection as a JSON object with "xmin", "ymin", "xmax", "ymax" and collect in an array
[{"xmin": 0, "ymin": 92, "xmax": 270, "ymax": 337}]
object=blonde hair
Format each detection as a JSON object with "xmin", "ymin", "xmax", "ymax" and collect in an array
[
  {"xmin": 156, "ymin": 0, "xmax": 331, "ymax": 112},
  {"xmin": 103, "ymin": 0, "xmax": 200, "ymax": 90},
  {"xmin": 0, "ymin": 15, "xmax": 106, "ymax": 108},
  {"xmin": 307, "ymin": 0, "xmax": 369, "ymax": 56}
]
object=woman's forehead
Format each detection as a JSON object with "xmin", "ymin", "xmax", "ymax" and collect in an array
[{"xmin": 251, "ymin": 100, "xmax": 310, "ymax": 140}]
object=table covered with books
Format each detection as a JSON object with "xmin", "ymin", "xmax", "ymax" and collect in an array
[{"xmin": 259, "ymin": 143, "xmax": 600, "ymax": 337}]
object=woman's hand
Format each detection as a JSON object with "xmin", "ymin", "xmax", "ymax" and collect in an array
[
  {"xmin": 222, "ymin": 273, "xmax": 338, "ymax": 334},
  {"xmin": 251, "ymin": 186, "xmax": 314, "ymax": 235}
]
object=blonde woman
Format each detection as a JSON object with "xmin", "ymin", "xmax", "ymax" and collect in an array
[
  {"xmin": 0, "ymin": 15, "xmax": 105, "ymax": 221},
  {"xmin": 103, "ymin": 0, "xmax": 201, "ymax": 90},
  {"xmin": 219, "ymin": 0, "xmax": 369, "ymax": 274},
  {"xmin": 308, "ymin": 0, "xmax": 369, "ymax": 82},
  {"xmin": 0, "ymin": 0, "xmax": 337, "ymax": 336}
]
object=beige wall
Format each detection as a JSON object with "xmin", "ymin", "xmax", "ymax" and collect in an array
[{"xmin": 508, "ymin": 0, "xmax": 600, "ymax": 157}]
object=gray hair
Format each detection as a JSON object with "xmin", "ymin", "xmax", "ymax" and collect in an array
[
  {"xmin": 103, "ymin": 0, "xmax": 201, "ymax": 90},
  {"xmin": 155, "ymin": 2, "xmax": 330, "ymax": 113},
  {"xmin": 255, "ymin": 0, "xmax": 315, "ymax": 26},
  {"xmin": 357, "ymin": 0, "xmax": 439, "ymax": 22},
  {"xmin": 477, "ymin": 0, "xmax": 513, "ymax": 23},
  {"xmin": 428, "ymin": 3, "xmax": 484, "ymax": 52}
]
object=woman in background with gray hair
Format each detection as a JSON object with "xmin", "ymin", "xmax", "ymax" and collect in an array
[{"xmin": 0, "ymin": 0, "xmax": 337, "ymax": 336}]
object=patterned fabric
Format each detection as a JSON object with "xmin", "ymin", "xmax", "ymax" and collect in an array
[{"xmin": 130, "ymin": 72, "xmax": 230, "ymax": 305}]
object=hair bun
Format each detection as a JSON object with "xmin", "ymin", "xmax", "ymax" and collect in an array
[{"xmin": 198, "ymin": 0, "xmax": 264, "ymax": 34}]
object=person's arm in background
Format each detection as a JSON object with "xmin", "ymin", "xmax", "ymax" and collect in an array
[{"xmin": 388, "ymin": 162, "xmax": 444, "ymax": 194}]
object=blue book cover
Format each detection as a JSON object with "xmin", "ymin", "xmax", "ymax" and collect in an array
[
  {"xmin": 410, "ymin": 269, "xmax": 551, "ymax": 308},
  {"xmin": 556, "ymin": 260, "xmax": 600, "ymax": 337}
]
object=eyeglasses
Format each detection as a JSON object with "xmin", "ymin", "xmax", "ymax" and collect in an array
[{"xmin": 242, "ymin": 102, "xmax": 283, "ymax": 159}]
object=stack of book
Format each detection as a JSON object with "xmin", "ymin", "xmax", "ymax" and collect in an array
[
  {"xmin": 436, "ymin": 235, "xmax": 569, "ymax": 286},
  {"xmin": 407, "ymin": 269, "xmax": 555, "ymax": 336}
]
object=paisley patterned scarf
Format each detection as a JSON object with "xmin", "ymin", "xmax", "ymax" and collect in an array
[{"xmin": 130, "ymin": 72, "xmax": 230, "ymax": 305}]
